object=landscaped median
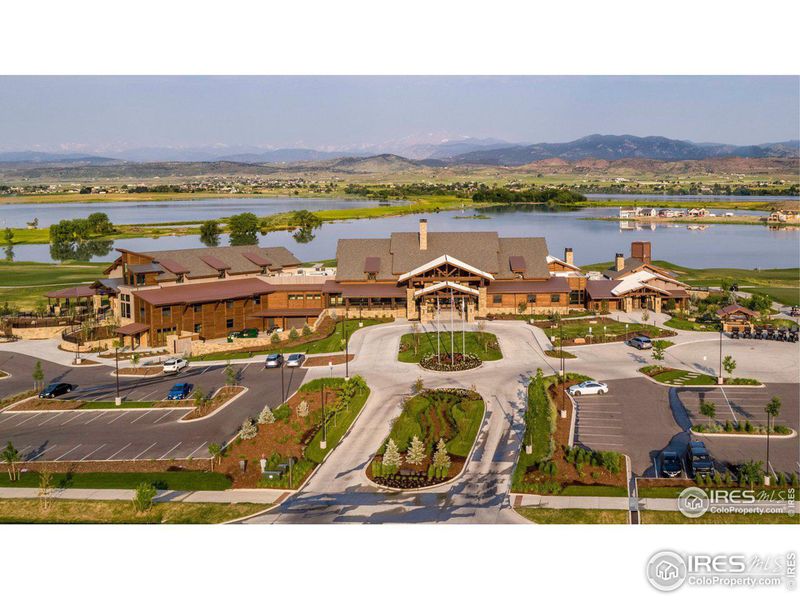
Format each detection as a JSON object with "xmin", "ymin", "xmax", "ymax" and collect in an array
[
  {"xmin": 211, "ymin": 376, "xmax": 371, "ymax": 489},
  {"xmin": 512, "ymin": 370, "xmax": 627, "ymax": 497},
  {"xmin": 366, "ymin": 388, "xmax": 485, "ymax": 489},
  {"xmin": 398, "ymin": 329, "xmax": 501, "ymax": 371},
  {"xmin": 638, "ymin": 365, "xmax": 760, "ymax": 387},
  {"xmin": 538, "ymin": 316, "xmax": 674, "ymax": 346}
]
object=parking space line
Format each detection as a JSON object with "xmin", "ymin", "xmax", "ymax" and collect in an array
[
  {"xmin": 13, "ymin": 413, "xmax": 44, "ymax": 427},
  {"xmin": 28, "ymin": 445, "xmax": 57, "ymax": 460},
  {"xmin": 54, "ymin": 444, "xmax": 82, "ymax": 460},
  {"xmin": 578, "ymin": 425, "xmax": 624, "ymax": 430},
  {"xmin": 80, "ymin": 444, "xmax": 107, "ymax": 461},
  {"xmin": 130, "ymin": 410, "xmax": 153, "ymax": 423},
  {"xmin": 60, "ymin": 412, "xmax": 87, "ymax": 425},
  {"xmin": 240, "ymin": 363, "xmax": 250, "ymax": 374},
  {"xmin": 37, "ymin": 412, "xmax": 64, "ymax": 426},
  {"xmin": 186, "ymin": 441, "xmax": 207, "ymax": 459},
  {"xmin": 106, "ymin": 411, "xmax": 130, "ymax": 424},
  {"xmin": 158, "ymin": 442, "xmax": 181, "ymax": 459},
  {"xmin": 577, "ymin": 433, "xmax": 626, "ymax": 438},
  {"xmin": 132, "ymin": 442, "xmax": 157, "ymax": 460},
  {"xmin": 201, "ymin": 366, "xmax": 211, "ymax": 375},
  {"xmin": 137, "ymin": 390, "xmax": 159, "ymax": 402},
  {"xmin": 152, "ymin": 410, "xmax": 175, "ymax": 424},
  {"xmin": 718, "ymin": 388, "xmax": 738, "ymax": 422},
  {"xmin": 82, "ymin": 411, "xmax": 108, "ymax": 425},
  {"xmin": 0, "ymin": 413, "xmax": 22, "ymax": 425},
  {"xmin": 105, "ymin": 443, "xmax": 132, "ymax": 460}
]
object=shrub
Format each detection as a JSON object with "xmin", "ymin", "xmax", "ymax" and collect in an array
[
  {"xmin": 791, "ymin": 473, "xmax": 799, "ymax": 487},
  {"xmin": 724, "ymin": 420, "xmax": 734, "ymax": 432},
  {"xmin": 273, "ymin": 404, "xmax": 291, "ymax": 421},
  {"xmin": 302, "ymin": 324, "xmax": 312, "ymax": 336},
  {"xmin": 427, "ymin": 464, "xmax": 436, "ymax": 480},
  {"xmin": 744, "ymin": 420, "xmax": 753, "ymax": 432},
  {"xmin": 132, "ymin": 482, "xmax": 157, "ymax": 512},
  {"xmin": 296, "ymin": 400, "xmax": 309, "ymax": 418},
  {"xmin": 258, "ymin": 405, "xmax": 275, "ymax": 425},
  {"xmin": 270, "ymin": 332, "xmax": 281, "ymax": 344},
  {"xmin": 239, "ymin": 418, "xmax": 258, "ymax": 440},
  {"xmin": 288, "ymin": 328, "xmax": 299, "ymax": 341}
]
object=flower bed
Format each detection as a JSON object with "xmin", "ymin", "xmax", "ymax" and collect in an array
[
  {"xmin": 366, "ymin": 388, "xmax": 485, "ymax": 489},
  {"xmin": 114, "ymin": 366, "xmax": 163, "ymax": 376},
  {"xmin": 691, "ymin": 421, "xmax": 793, "ymax": 436},
  {"xmin": 639, "ymin": 365, "xmax": 760, "ymax": 386},
  {"xmin": 419, "ymin": 352, "xmax": 481, "ymax": 371},
  {"xmin": 539, "ymin": 317, "xmax": 675, "ymax": 346}
]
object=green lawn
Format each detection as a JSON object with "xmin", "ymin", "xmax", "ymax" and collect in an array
[
  {"xmin": 192, "ymin": 319, "xmax": 387, "ymax": 361},
  {"xmin": 638, "ymin": 485, "xmax": 800, "ymax": 499},
  {"xmin": 78, "ymin": 401, "xmax": 158, "ymax": 409},
  {"xmin": 641, "ymin": 511, "xmax": 799, "ymax": 524},
  {"xmin": 516, "ymin": 507, "xmax": 629, "ymax": 524},
  {"xmin": 559, "ymin": 485, "xmax": 628, "ymax": 497},
  {"xmin": 304, "ymin": 380, "xmax": 370, "ymax": 464},
  {"xmin": 380, "ymin": 389, "xmax": 484, "ymax": 457},
  {"xmin": 397, "ymin": 331, "xmax": 502, "ymax": 362},
  {"xmin": 0, "ymin": 260, "xmax": 111, "ymax": 310},
  {"xmin": 0, "ymin": 470, "xmax": 232, "ymax": 490},
  {"xmin": 0, "ymin": 498, "xmax": 264, "ymax": 524},
  {"xmin": 663, "ymin": 316, "xmax": 716, "ymax": 331}
]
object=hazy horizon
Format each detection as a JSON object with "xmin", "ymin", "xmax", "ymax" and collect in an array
[{"xmin": 0, "ymin": 76, "xmax": 797, "ymax": 154}]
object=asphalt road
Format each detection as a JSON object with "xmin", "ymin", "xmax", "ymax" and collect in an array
[{"xmin": 0, "ymin": 351, "xmax": 307, "ymax": 462}]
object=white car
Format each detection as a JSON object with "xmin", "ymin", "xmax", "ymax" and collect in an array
[
  {"xmin": 568, "ymin": 380, "xmax": 608, "ymax": 396},
  {"xmin": 162, "ymin": 358, "xmax": 188, "ymax": 373},
  {"xmin": 285, "ymin": 353, "xmax": 305, "ymax": 368}
]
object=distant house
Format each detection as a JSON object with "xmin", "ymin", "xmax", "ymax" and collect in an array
[
  {"xmin": 687, "ymin": 208, "xmax": 708, "ymax": 217},
  {"xmin": 658, "ymin": 209, "xmax": 676, "ymax": 218},
  {"xmin": 619, "ymin": 207, "xmax": 640, "ymax": 219},
  {"xmin": 716, "ymin": 303, "xmax": 759, "ymax": 332},
  {"xmin": 765, "ymin": 210, "xmax": 800, "ymax": 223},
  {"xmin": 639, "ymin": 208, "xmax": 658, "ymax": 218}
]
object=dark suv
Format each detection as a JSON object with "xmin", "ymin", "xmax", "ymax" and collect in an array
[
  {"xmin": 660, "ymin": 450, "xmax": 683, "ymax": 478},
  {"xmin": 39, "ymin": 382, "xmax": 76, "ymax": 398},
  {"xmin": 686, "ymin": 441, "xmax": 715, "ymax": 477}
]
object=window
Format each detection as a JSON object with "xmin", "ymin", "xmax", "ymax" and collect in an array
[
  {"xmin": 193, "ymin": 304, "xmax": 201, "ymax": 313},
  {"xmin": 139, "ymin": 305, "xmax": 145, "ymax": 319},
  {"xmin": 527, "ymin": 294, "xmax": 537, "ymax": 304},
  {"xmin": 253, "ymin": 296, "xmax": 261, "ymax": 305},
  {"xmin": 550, "ymin": 294, "xmax": 561, "ymax": 303},
  {"xmin": 226, "ymin": 318, "xmax": 234, "ymax": 329},
  {"xmin": 176, "ymin": 274, "xmax": 184, "ymax": 283},
  {"xmin": 194, "ymin": 323, "xmax": 202, "ymax": 334},
  {"xmin": 135, "ymin": 273, "xmax": 145, "ymax": 286},
  {"xmin": 225, "ymin": 300, "xmax": 234, "ymax": 310},
  {"xmin": 492, "ymin": 295, "xmax": 503, "ymax": 304},
  {"xmin": 217, "ymin": 270, "xmax": 225, "ymax": 279},
  {"xmin": 569, "ymin": 290, "xmax": 585, "ymax": 305},
  {"xmin": 311, "ymin": 294, "xmax": 321, "ymax": 300},
  {"xmin": 367, "ymin": 272, "xmax": 376, "ymax": 281},
  {"xmin": 162, "ymin": 306, "xmax": 171, "ymax": 318}
]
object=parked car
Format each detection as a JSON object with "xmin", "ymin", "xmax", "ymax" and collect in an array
[
  {"xmin": 265, "ymin": 353, "xmax": 284, "ymax": 368},
  {"xmin": 162, "ymin": 357, "xmax": 188, "ymax": 373},
  {"xmin": 567, "ymin": 380, "xmax": 608, "ymax": 396},
  {"xmin": 228, "ymin": 328, "xmax": 259, "ymax": 341},
  {"xmin": 267, "ymin": 326, "xmax": 284, "ymax": 334},
  {"xmin": 660, "ymin": 451, "xmax": 683, "ymax": 478},
  {"xmin": 686, "ymin": 441, "xmax": 715, "ymax": 477},
  {"xmin": 628, "ymin": 335, "xmax": 652, "ymax": 350},
  {"xmin": 167, "ymin": 382, "xmax": 193, "ymax": 400},
  {"xmin": 285, "ymin": 353, "xmax": 305, "ymax": 368},
  {"xmin": 38, "ymin": 382, "xmax": 75, "ymax": 398}
]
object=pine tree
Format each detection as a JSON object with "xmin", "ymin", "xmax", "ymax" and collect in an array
[
  {"xmin": 382, "ymin": 438, "xmax": 403, "ymax": 470},
  {"xmin": 296, "ymin": 400, "xmax": 309, "ymax": 418},
  {"xmin": 432, "ymin": 438, "xmax": 451, "ymax": 471},
  {"xmin": 405, "ymin": 435, "xmax": 426, "ymax": 466},
  {"xmin": 258, "ymin": 405, "xmax": 275, "ymax": 424},
  {"xmin": 240, "ymin": 418, "xmax": 258, "ymax": 440}
]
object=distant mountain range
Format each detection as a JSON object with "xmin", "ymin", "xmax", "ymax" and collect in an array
[{"xmin": 0, "ymin": 134, "xmax": 797, "ymax": 168}]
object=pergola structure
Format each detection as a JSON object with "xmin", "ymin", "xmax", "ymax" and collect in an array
[{"xmin": 44, "ymin": 285, "xmax": 96, "ymax": 316}]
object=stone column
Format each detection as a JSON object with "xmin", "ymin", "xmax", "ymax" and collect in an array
[
  {"xmin": 406, "ymin": 287, "xmax": 417, "ymax": 320},
  {"xmin": 478, "ymin": 287, "xmax": 488, "ymax": 318}
]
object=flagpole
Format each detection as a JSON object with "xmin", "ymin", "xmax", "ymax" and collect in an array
[
  {"xmin": 450, "ymin": 289, "xmax": 455, "ymax": 366},
  {"xmin": 462, "ymin": 297, "xmax": 466, "ymax": 356},
  {"xmin": 436, "ymin": 296, "xmax": 440, "ymax": 364}
]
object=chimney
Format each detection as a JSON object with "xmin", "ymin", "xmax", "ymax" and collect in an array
[
  {"xmin": 564, "ymin": 247, "xmax": 574, "ymax": 265},
  {"xmin": 615, "ymin": 253, "xmax": 625, "ymax": 272},
  {"xmin": 631, "ymin": 241, "xmax": 651, "ymax": 263},
  {"xmin": 419, "ymin": 219, "xmax": 428, "ymax": 250}
]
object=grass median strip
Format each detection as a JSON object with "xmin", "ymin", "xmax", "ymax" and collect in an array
[
  {"xmin": 515, "ymin": 507, "xmax": 629, "ymax": 524},
  {"xmin": 0, "ymin": 499, "xmax": 264, "ymax": 524},
  {"xmin": 397, "ymin": 331, "xmax": 501, "ymax": 362},
  {"xmin": 0, "ymin": 471, "xmax": 232, "ymax": 490}
]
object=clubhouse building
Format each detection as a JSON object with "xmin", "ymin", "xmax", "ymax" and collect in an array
[{"xmin": 46, "ymin": 220, "xmax": 690, "ymax": 349}]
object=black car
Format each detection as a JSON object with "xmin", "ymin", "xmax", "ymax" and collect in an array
[
  {"xmin": 39, "ymin": 383, "xmax": 76, "ymax": 398},
  {"xmin": 660, "ymin": 450, "xmax": 683, "ymax": 478},
  {"xmin": 686, "ymin": 441, "xmax": 715, "ymax": 477}
]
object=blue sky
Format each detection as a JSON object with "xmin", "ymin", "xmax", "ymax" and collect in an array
[{"xmin": 0, "ymin": 76, "xmax": 797, "ymax": 152}]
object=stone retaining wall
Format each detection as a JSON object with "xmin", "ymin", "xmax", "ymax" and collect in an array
[{"xmin": 12, "ymin": 326, "xmax": 69, "ymax": 340}]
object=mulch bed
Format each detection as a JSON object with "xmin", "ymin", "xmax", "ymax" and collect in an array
[
  {"xmin": 419, "ymin": 353, "xmax": 481, "ymax": 371},
  {"xmin": 303, "ymin": 354, "xmax": 354, "ymax": 367},
  {"xmin": 115, "ymin": 366, "xmax": 163, "ymax": 376},
  {"xmin": 177, "ymin": 386, "xmax": 244, "ymax": 420},
  {"xmin": 370, "ymin": 458, "xmax": 464, "ymax": 488},
  {"xmin": 637, "ymin": 477, "xmax": 693, "ymax": 490},
  {"xmin": 17, "ymin": 459, "xmax": 212, "ymax": 474},
  {"xmin": 217, "ymin": 387, "xmax": 335, "ymax": 488},
  {"xmin": 13, "ymin": 397, "xmax": 86, "ymax": 411}
]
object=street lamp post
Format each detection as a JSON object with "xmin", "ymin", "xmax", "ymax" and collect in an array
[
  {"xmin": 344, "ymin": 317, "xmax": 350, "ymax": 380},
  {"xmin": 559, "ymin": 319, "xmax": 567, "ymax": 418},
  {"xmin": 625, "ymin": 323, "xmax": 629, "ymax": 342},
  {"xmin": 766, "ymin": 411, "xmax": 771, "ymax": 484},
  {"xmin": 320, "ymin": 375, "xmax": 328, "ymax": 450},
  {"xmin": 718, "ymin": 326, "xmax": 724, "ymax": 384},
  {"xmin": 114, "ymin": 347, "xmax": 122, "ymax": 406},
  {"xmin": 280, "ymin": 361, "xmax": 286, "ymax": 404}
]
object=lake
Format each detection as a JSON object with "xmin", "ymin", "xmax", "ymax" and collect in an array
[
  {"xmin": 2, "ymin": 202, "xmax": 798, "ymax": 269},
  {"xmin": 0, "ymin": 196, "xmax": 402, "ymax": 228}
]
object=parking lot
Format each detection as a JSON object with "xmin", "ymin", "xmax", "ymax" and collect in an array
[
  {"xmin": 0, "ymin": 351, "xmax": 308, "ymax": 462},
  {"xmin": 676, "ymin": 383, "xmax": 799, "ymax": 474},
  {"xmin": 574, "ymin": 377, "xmax": 683, "ymax": 476}
]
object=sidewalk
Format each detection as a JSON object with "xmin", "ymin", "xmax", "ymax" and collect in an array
[
  {"xmin": 0, "ymin": 487, "xmax": 285, "ymax": 504},
  {"xmin": 511, "ymin": 493, "xmax": 681, "ymax": 512}
]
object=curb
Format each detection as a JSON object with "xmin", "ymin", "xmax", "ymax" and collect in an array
[
  {"xmin": 640, "ymin": 375, "xmax": 765, "ymax": 389},
  {"xmin": 178, "ymin": 386, "xmax": 249, "ymax": 423},
  {"xmin": 690, "ymin": 428, "xmax": 797, "ymax": 440},
  {"xmin": 365, "ymin": 387, "xmax": 487, "ymax": 493}
]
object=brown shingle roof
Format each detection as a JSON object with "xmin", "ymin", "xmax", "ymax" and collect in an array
[
  {"xmin": 341, "ymin": 283, "xmax": 406, "ymax": 298},
  {"xmin": 45, "ymin": 285, "xmax": 96, "ymax": 299},
  {"xmin": 585, "ymin": 279, "xmax": 618, "ymax": 300},
  {"xmin": 118, "ymin": 245, "xmax": 301, "ymax": 280},
  {"xmin": 200, "ymin": 255, "xmax": 230, "ymax": 271},
  {"xmin": 717, "ymin": 304, "xmax": 758, "ymax": 318},
  {"xmin": 364, "ymin": 256, "xmax": 381, "ymax": 273},
  {"xmin": 114, "ymin": 322, "xmax": 150, "ymax": 335},
  {"xmin": 133, "ymin": 278, "xmax": 272, "ymax": 307}
]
